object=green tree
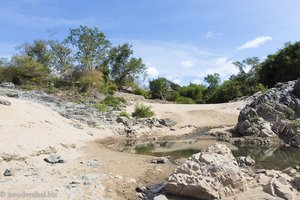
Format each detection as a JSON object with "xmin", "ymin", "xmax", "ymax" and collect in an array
[
  {"xmin": 107, "ymin": 43, "xmax": 146, "ymax": 86},
  {"xmin": 204, "ymin": 73, "xmax": 220, "ymax": 88},
  {"xmin": 65, "ymin": 25, "xmax": 110, "ymax": 71},
  {"xmin": 18, "ymin": 40, "xmax": 51, "ymax": 68},
  {"xmin": 258, "ymin": 41, "xmax": 300, "ymax": 87},
  {"xmin": 49, "ymin": 40, "xmax": 73, "ymax": 74},
  {"xmin": 149, "ymin": 77, "xmax": 170, "ymax": 100}
]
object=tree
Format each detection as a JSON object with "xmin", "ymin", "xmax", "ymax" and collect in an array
[
  {"xmin": 204, "ymin": 73, "xmax": 220, "ymax": 88},
  {"xmin": 65, "ymin": 25, "xmax": 110, "ymax": 71},
  {"xmin": 258, "ymin": 41, "xmax": 300, "ymax": 87},
  {"xmin": 49, "ymin": 40, "xmax": 73, "ymax": 74},
  {"xmin": 149, "ymin": 77, "xmax": 170, "ymax": 100},
  {"xmin": 107, "ymin": 43, "xmax": 146, "ymax": 86},
  {"xmin": 17, "ymin": 40, "xmax": 51, "ymax": 68}
]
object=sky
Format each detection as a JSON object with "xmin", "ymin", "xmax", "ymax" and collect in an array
[{"xmin": 0, "ymin": 0, "xmax": 300, "ymax": 86}]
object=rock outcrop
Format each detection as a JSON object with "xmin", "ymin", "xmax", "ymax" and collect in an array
[
  {"xmin": 164, "ymin": 144, "xmax": 246, "ymax": 199},
  {"xmin": 236, "ymin": 80, "xmax": 300, "ymax": 147}
]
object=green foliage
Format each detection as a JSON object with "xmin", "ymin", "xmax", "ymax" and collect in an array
[
  {"xmin": 204, "ymin": 73, "xmax": 220, "ymax": 88},
  {"xmin": 179, "ymin": 84, "xmax": 205, "ymax": 103},
  {"xmin": 119, "ymin": 111, "xmax": 130, "ymax": 118},
  {"xmin": 79, "ymin": 76, "xmax": 93, "ymax": 92},
  {"xmin": 17, "ymin": 40, "xmax": 51, "ymax": 68},
  {"xmin": 149, "ymin": 77, "xmax": 170, "ymax": 100},
  {"xmin": 94, "ymin": 103, "xmax": 108, "ymax": 112},
  {"xmin": 133, "ymin": 103, "xmax": 155, "ymax": 118},
  {"xmin": 102, "ymin": 95, "xmax": 126, "ymax": 108},
  {"xmin": 65, "ymin": 25, "xmax": 110, "ymax": 71},
  {"xmin": 49, "ymin": 40, "xmax": 73, "ymax": 73},
  {"xmin": 175, "ymin": 96, "xmax": 195, "ymax": 104},
  {"xmin": 283, "ymin": 107, "xmax": 295, "ymax": 119},
  {"xmin": 98, "ymin": 82, "xmax": 117, "ymax": 94},
  {"xmin": 106, "ymin": 43, "xmax": 146, "ymax": 86},
  {"xmin": 212, "ymin": 80, "xmax": 243, "ymax": 103},
  {"xmin": 0, "ymin": 56, "xmax": 50, "ymax": 85},
  {"xmin": 258, "ymin": 42, "xmax": 300, "ymax": 88}
]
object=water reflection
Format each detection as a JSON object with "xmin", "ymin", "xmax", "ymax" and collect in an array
[{"xmin": 107, "ymin": 139, "xmax": 300, "ymax": 170}]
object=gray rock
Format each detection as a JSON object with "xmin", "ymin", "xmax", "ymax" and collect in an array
[
  {"xmin": 0, "ymin": 99, "xmax": 11, "ymax": 106},
  {"xmin": 0, "ymin": 82, "xmax": 15, "ymax": 89},
  {"xmin": 164, "ymin": 143, "xmax": 246, "ymax": 199},
  {"xmin": 154, "ymin": 194, "xmax": 168, "ymax": 200},
  {"xmin": 86, "ymin": 160, "xmax": 100, "ymax": 167},
  {"xmin": 264, "ymin": 178, "xmax": 294, "ymax": 200},
  {"xmin": 236, "ymin": 80, "xmax": 300, "ymax": 147},
  {"xmin": 236, "ymin": 156, "xmax": 255, "ymax": 167},
  {"xmin": 44, "ymin": 154, "xmax": 65, "ymax": 164},
  {"xmin": 151, "ymin": 156, "xmax": 170, "ymax": 164},
  {"xmin": 159, "ymin": 118, "xmax": 177, "ymax": 127},
  {"xmin": 3, "ymin": 169, "xmax": 12, "ymax": 176}
]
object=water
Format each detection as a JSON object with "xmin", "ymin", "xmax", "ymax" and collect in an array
[{"xmin": 107, "ymin": 138, "xmax": 300, "ymax": 170}]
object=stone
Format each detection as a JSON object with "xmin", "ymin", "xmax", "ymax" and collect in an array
[
  {"xmin": 86, "ymin": 160, "xmax": 100, "ymax": 167},
  {"xmin": 164, "ymin": 143, "xmax": 246, "ymax": 199},
  {"xmin": 236, "ymin": 156, "xmax": 255, "ymax": 167},
  {"xmin": 44, "ymin": 154, "xmax": 65, "ymax": 164},
  {"xmin": 0, "ymin": 82, "xmax": 15, "ymax": 89},
  {"xmin": 159, "ymin": 118, "xmax": 177, "ymax": 127},
  {"xmin": 151, "ymin": 156, "xmax": 170, "ymax": 164},
  {"xmin": 153, "ymin": 194, "xmax": 168, "ymax": 200},
  {"xmin": 0, "ymin": 99, "xmax": 11, "ymax": 106},
  {"xmin": 264, "ymin": 178, "xmax": 294, "ymax": 200},
  {"xmin": 6, "ymin": 91, "xmax": 19, "ymax": 98},
  {"xmin": 3, "ymin": 169, "xmax": 12, "ymax": 176}
]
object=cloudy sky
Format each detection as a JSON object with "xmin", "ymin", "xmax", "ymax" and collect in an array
[{"xmin": 1, "ymin": 0, "xmax": 300, "ymax": 85}]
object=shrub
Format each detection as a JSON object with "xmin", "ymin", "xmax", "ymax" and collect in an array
[
  {"xmin": 134, "ymin": 87, "xmax": 150, "ymax": 98},
  {"xmin": 79, "ymin": 76, "xmax": 93, "ymax": 92},
  {"xmin": 98, "ymin": 82, "xmax": 117, "ymax": 94},
  {"xmin": 284, "ymin": 107, "xmax": 295, "ymax": 119},
  {"xmin": 175, "ymin": 96, "xmax": 195, "ymax": 104},
  {"xmin": 119, "ymin": 111, "xmax": 130, "ymax": 118},
  {"xmin": 102, "ymin": 95, "xmax": 126, "ymax": 108},
  {"xmin": 94, "ymin": 103, "xmax": 108, "ymax": 112},
  {"xmin": 133, "ymin": 103, "xmax": 155, "ymax": 118}
]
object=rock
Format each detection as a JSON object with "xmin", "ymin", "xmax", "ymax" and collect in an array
[
  {"xmin": 3, "ymin": 169, "xmax": 12, "ymax": 176},
  {"xmin": 44, "ymin": 154, "xmax": 65, "ymax": 164},
  {"xmin": 86, "ymin": 160, "xmax": 100, "ymax": 167},
  {"xmin": 0, "ymin": 82, "xmax": 15, "ymax": 89},
  {"xmin": 264, "ymin": 178, "xmax": 294, "ymax": 200},
  {"xmin": 236, "ymin": 156, "xmax": 255, "ymax": 167},
  {"xmin": 164, "ymin": 143, "xmax": 246, "ymax": 199},
  {"xmin": 235, "ymin": 80, "xmax": 300, "ymax": 146},
  {"xmin": 159, "ymin": 118, "xmax": 177, "ymax": 127},
  {"xmin": 6, "ymin": 91, "xmax": 19, "ymax": 98},
  {"xmin": 292, "ymin": 176, "xmax": 300, "ymax": 191},
  {"xmin": 151, "ymin": 156, "xmax": 170, "ymax": 164},
  {"xmin": 0, "ymin": 99, "xmax": 11, "ymax": 106},
  {"xmin": 154, "ymin": 194, "xmax": 168, "ymax": 200}
]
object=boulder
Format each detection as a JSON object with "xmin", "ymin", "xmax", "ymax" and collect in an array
[
  {"xmin": 0, "ymin": 82, "xmax": 15, "ymax": 89},
  {"xmin": 164, "ymin": 143, "xmax": 246, "ymax": 199},
  {"xmin": 44, "ymin": 154, "xmax": 65, "ymax": 164},
  {"xmin": 236, "ymin": 156, "xmax": 255, "ymax": 167},
  {"xmin": 159, "ymin": 118, "xmax": 177, "ymax": 127},
  {"xmin": 3, "ymin": 169, "xmax": 12, "ymax": 176},
  {"xmin": 263, "ymin": 178, "xmax": 294, "ymax": 200},
  {"xmin": 0, "ymin": 99, "xmax": 11, "ymax": 106},
  {"xmin": 235, "ymin": 80, "xmax": 300, "ymax": 147}
]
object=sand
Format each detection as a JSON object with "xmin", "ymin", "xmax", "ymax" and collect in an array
[{"xmin": 0, "ymin": 96, "xmax": 253, "ymax": 199}]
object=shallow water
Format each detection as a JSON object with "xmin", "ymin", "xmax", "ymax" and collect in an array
[{"xmin": 108, "ymin": 138, "xmax": 300, "ymax": 170}]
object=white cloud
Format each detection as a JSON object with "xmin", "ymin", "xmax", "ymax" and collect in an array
[
  {"xmin": 180, "ymin": 60, "xmax": 194, "ymax": 68},
  {"xmin": 238, "ymin": 36, "xmax": 272, "ymax": 50},
  {"xmin": 127, "ymin": 40, "xmax": 240, "ymax": 85},
  {"xmin": 191, "ymin": 79, "xmax": 202, "ymax": 85},
  {"xmin": 204, "ymin": 31, "xmax": 223, "ymax": 39},
  {"xmin": 172, "ymin": 79, "xmax": 181, "ymax": 85},
  {"xmin": 146, "ymin": 66, "xmax": 159, "ymax": 78}
]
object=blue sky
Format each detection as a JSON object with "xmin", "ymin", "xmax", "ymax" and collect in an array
[{"xmin": 1, "ymin": 0, "xmax": 300, "ymax": 85}]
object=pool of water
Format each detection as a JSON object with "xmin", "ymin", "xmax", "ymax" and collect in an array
[{"xmin": 107, "ymin": 138, "xmax": 300, "ymax": 170}]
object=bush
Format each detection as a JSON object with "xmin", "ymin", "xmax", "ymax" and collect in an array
[
  {"xmin": 102, "ymin": 95, "xmax": 126, "ymax": 107},
  {"xmin": 0, "ymin": 56, "xmax": 50, "ymax": 86},
  {"xmin": 133, "ymin": 103, "xmax": 155, "ymax": 118},
  {"xmin": 134, "ymin": 87, "xmax": 150, "ymax": 98},
  {"xmin": 284, "ymin": 107, "xmax": 295, "ymax": 119},
  {"xmin": 94, "ymin": 103, "xmax": 108, "ymax": 112},
  {"xmin": 98, "ymin": 82, "xmax": 117, "ymax": 95},
  {"xmin": 79, "ymin": 76, "xmax": 93, "ymax": 92},
  {"xmin": 175, "ymin": 96, "xmax": 195, "ymax": 104},
  {"xmin": 119, "ymin": 111, "xmax": 130, "ymax": 118}
]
